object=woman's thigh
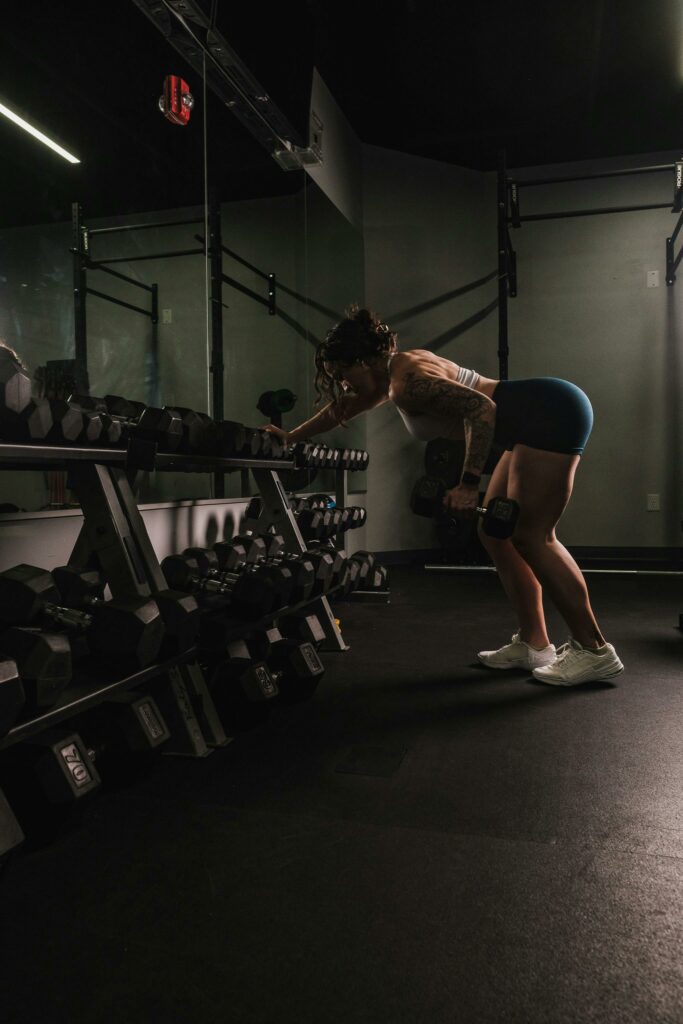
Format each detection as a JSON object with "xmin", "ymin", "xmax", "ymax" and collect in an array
[{"xmin": 507, "ymin": 444, "xmax": 580, "ymax": 541}]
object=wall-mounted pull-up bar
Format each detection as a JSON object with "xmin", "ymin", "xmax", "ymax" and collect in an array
[{"xmin": 496, "ymin": 152, "xmax": 683, "ymax": 380}]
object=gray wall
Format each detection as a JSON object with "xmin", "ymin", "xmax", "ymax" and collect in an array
[
  {"xmin": 501, "ymin": 151, "xmax": 682, "ymax": 548},
  {"xmin": 361, "ymin": 144, "xmax": 497, "ymax": 554},
  {"xmin": 306, "ymin": 69, "xmax": 364, "ymax": 232},
  {"xmin": 359, "ymin": 144, "xmax": 682, "ymax": 553}
]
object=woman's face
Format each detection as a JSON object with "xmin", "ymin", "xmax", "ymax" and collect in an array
[{"xmin": 326, "ymin": 360, "xmax": 376, "ymax": 395}]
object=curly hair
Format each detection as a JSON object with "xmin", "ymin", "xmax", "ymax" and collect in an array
[{"xmin": 314, "ymin": 305, "xmax": 397, "ymax": 422}]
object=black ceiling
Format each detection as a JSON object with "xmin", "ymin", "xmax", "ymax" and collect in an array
[{"xmin": 1, "ymin": 0, "xmax": 681, "ymax": 227}]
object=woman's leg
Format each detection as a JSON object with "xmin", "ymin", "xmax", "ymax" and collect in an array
[
  {"xmin": 504, "ymin": 444, "xmax": 606, "ymax": 649},
  {"xmin": 477, "ymin": 451, "xmax": 551, "ymax": 649}
]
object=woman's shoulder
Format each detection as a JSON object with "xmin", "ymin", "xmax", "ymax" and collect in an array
[
  {"xmin": 392, "ymin": 348, "xmax": 445, "ymax": 365},
  {"xmin": 390, "ymin": 349, "xmax": 457, "ymax": 378}
]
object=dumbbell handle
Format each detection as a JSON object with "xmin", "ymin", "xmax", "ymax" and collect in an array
[{"xmin": 43, "ymin": 600, "xmax": 93, "ymax": 631}]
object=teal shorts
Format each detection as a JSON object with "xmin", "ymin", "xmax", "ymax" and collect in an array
[{"xmin": 492, "ymin": 378, "xmax": 594, "ymax": 455}]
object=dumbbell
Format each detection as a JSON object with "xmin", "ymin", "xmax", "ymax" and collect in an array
[
  {"xmin": 410, "ymin": 476, "xmax": 519, "ymax": 539},
  {"xmin": 205, "ymin": 638, "xmax": 280, "ymax": 732},
  {"xmin": 72, "ymin": 691, "xmax": 171, "ymax": 788},
  {"xmin": 337, "ymin": 449, "xmax": 361, "ymax": 471},
  {"xmin": 347, "ymin": 551, "xmax": 376, "ymax": 590},
  {"xmin": 248, "ymin": 625, "xmax": 325, "ymax": 703},
  {"xmin": 340, "ymin": 556, "xmax": 361, "ymax": 596},
  {"xmin": 307, "ymin": 542, "xmax": 349, "ymax": 590},
  {"xmin": 244, "ymin": 528, "xmax": 335, "ymax": 598},
  {"xmin": 53, "ymin": 565, "xmax": 200, "ymax": 658},
  {"xmin": 289, "ymin": 441, "xmax": 327, "ymax": 468},
  {"xmin": 344, "ymin": 507, "xmax": 367, "ymax": 531},
  {"xmin": 215, "ymin": 421, "xmax": 285, "ymax": 460},
  {"xmin": 277, "ymin": 612, "xmax": 327, "ymax": 647},
  {"xmin": 0, "ymin": 786, "xmax": 23, "ymax": 866},
  {"xmin": 71, "ymin": 393, "xmax": 187, "ymax": 453},
  {"xmin": 0, "ymin": 627, "xmax": 71, "ymax": 710},
  {"xmin": 161, "ymin": 553, "xmax": 277, "ymax": 619},
  {"xmin": 292, "ymin": 494, "xmax": 330, "ymax": 511},
  {"xmin": 0, "ymin": 564, "xmax": 165, "ymax": 670},
  {"xmin": 0, "ymin": 728, "xmax": 101, "ymax": 845},
  {"xmin": 0, "ymin": 352, "xmax": 120, "ymax": 447},
  {"xmin": 213, "ymin": 537, "xmax": 317, "ymax": 605},
  {"xmin": 182, "ymin": 545, "xmax": 296, "ymax": 611},
  {"xmin": 368, "ymin": 564, "xmax": 389, "ymax": 591},
  {"xmin": 295, "ymin": 507, "xmax": 332, "ymax": 540},
  {"xmin": 0, "ymin": 654, "xmax": 26, "ymax": 736}
]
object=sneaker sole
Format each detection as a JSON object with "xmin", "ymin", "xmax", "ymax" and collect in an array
[
  {"xmin": 477, "ymin": 654, "xmax": 553, "ymax": 671},
  {"xmin": 533, "ymin": 662, "xmax": 625, "ymax": 686}
]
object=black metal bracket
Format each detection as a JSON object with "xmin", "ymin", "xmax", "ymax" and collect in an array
[
  {"xmin": 509, "ymin": 181, "xmax": 521, "ymax": 229},
  {"xmin": 666, "ymin": 207, "xmax": 683, "ymax": 285},
  {"xmin": 248, "ymin": 468, "xmax": 349, "ymax": 652}
]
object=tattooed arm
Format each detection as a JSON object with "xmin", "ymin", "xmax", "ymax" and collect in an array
[
  {"xmin": 395, "ymin": 371, "xmax": 497, "ymax": 481},
  {"xmin": 281, "ymin": 390, "xmax": 389, "ymax": 444}
]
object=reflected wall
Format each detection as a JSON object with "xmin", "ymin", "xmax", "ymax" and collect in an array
[{"xmin": 0, "ymin": 1, "xmax": 366, "ymax": 511}]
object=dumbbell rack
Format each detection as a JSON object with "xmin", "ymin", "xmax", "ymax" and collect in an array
[{"xmin": 0, "ymin": 443, "xmax": 349, "ymax": 756}]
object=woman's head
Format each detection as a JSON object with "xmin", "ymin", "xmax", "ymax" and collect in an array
[{"xmin": 314, "ymin": 305, "xmax": 397, "ymax": 410}]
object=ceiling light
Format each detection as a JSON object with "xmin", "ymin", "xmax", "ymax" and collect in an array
[{"xmin": 0, "ymin": 101, "xmax": 80, "ymax": 164}]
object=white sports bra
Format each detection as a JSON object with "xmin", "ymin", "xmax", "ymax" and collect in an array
[{"xmin": 395, "ymin": 364, "xmax": 480, "ymax": 442}]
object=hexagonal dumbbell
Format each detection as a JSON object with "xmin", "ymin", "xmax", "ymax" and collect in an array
[{"xmin": 0, "ymin": 564, "xmax": 165, "ymax": 671}]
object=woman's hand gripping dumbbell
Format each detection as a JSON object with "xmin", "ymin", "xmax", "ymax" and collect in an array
[{"xmin": 409, "ymin": 476, "xmax": 519, "ymax": 538}]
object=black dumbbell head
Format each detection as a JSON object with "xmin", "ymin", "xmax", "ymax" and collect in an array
[
  {"xmin": 104, "ymin": 395, "xmax": 146, "ymax": 420},
  {"xmin": 0, "ymin": 351, "xmax": 32, "ymax": 418},
  {"xmin": 410, "ymin": 476, "xmax": 446, "ymax": 518},
  {"xmin": 87, "ymin": 599, "xmax": 164, "ymax": 668},
  {"xmin": 46, "ymin": 400, "xmax": 84, "ymax": 444},
  {"xmin": 183, "ymin": 547, "xmax": 220, "ymax": 576},
  {"xmin": 279, "ymin": 613, "xmax": 326, "ymax": 646},
  {"xmin": 216, "ymin": 420, "xmax": 247, "ymax": 456},
  {"xmin": 168, "ymin": 407, "xmax": 217, "ymax": 455},
  {"xmin": 161, "ymin": 555, "xmax": 196, "ymax": 591},
  {"xmin": 0, "ymin": 655, "xmax": 25, "ymax": 737},
  {"xmin": 0, "ymin": 627, "xmax": 72, "ymax": 709},
  {"xmin": 0, "ymin": 564, "xmax": 60, "ymax": 625},
  {"xmin": 136, "ymin": 407, "xmax": 183, "ymax": 451},
  {"xmin": 154, "ymin": 589, "xmax": 200, "ymax": 655},
  {"xmin": 53, "ymin": 565, "xmax": 106, "ymax": 608},
  {"xmin": 213, "ymin": 541, "xmax": 248, "ymax": 573}
]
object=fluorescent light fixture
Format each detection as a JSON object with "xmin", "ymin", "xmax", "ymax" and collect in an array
[{"xmin": 0, "ymin": 101, "xmax": 80, "ymax": 164}]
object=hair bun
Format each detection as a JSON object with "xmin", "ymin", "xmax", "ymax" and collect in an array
[{"xmin": 349, "ymin": 307, "xmax": 375, "ymax": 329}]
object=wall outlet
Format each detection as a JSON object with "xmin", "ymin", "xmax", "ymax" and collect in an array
[
  {"xmin": 647, "ymin": 271, "xmax": 659, "ymax": 288},
  {"xmin": 646, "ymin": 493, "xmax": 660, "ymax": 511},
  {"xmin": 162, "ymin": 308, "xmax": 173, "ymax": 324}
]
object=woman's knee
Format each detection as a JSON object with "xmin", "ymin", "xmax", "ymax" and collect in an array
[
  {"xmin": 478, "ymin": 519, "xmax": 514, "ymax": 557},
  {"xmin": 511, "ymin": 528, "xmax": 554, "ymax": 556}
]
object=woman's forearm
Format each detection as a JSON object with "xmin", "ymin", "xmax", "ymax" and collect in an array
[
  {"xmin": 287, "ymin": 402, "xmax": 342, "ymax": 443},
  {"xmin": 462, "ymin": 408, "xmax": 496, "ymax": 480},
  {"xmin": 286, "ymin": 389, "xmax": 386, "ymax": 443}
]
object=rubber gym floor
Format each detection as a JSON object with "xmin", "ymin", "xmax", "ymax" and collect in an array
[{"xmin": 1, "ymin": 565, "xmax": 681, "ymax": 1024}]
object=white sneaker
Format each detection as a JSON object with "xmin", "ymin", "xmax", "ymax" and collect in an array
[
  {"xmin": 478, "ymin": 632, "xmax": 557, "ymax": 671},
  {"xmin": 532, "ymin": 638, "xmax": 624, "ymax": 686}
]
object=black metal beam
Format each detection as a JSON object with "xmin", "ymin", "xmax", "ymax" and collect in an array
[
  {"xmin": 92, "ymin": 248, "xmax": 204, "ymax": 266},
  {"xmin": 208, "ymin": 191, "xmax": 225, "ymax": 499},
  {"xmin": 497, "ymin": 151, "xmax": 509, "ymax": 381},
  {"xmin": 515, "ymin": 164, "xmax": 675, "ymax": 188},
  {"xmin": 514, "ymin": 203, "xmax": 672, "ymax": 223},
  {"xmin": 85, "ymin": 260, "xmax": 154, "ymax": 293},
  {"xmin": 86, "ymin": 288, "xmax": 152, "ymax": 319},
  {"xmin": 71, "ymin": 202, "xmax": 89, "ymax": 393},
  {"xmin": 149, "ymin": 283, "xmax": 160, "ymax": 407},
  {"xmin": 89, "ymin": 218, "xmax": 202, "ymax": 236}
]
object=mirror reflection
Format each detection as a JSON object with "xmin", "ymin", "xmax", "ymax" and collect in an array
[{"xmin": 0, "ymin": 1, "xmax": 365, "ymax": 512}]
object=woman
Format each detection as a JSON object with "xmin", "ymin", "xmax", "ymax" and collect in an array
[{"xmin": 265, "ymin": 307, "xmax": 624, "ymax": 686}]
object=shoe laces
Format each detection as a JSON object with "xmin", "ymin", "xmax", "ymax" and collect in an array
[{"xmin": 553, "ymin": 640, "xmax": 581, "ymax": 664}]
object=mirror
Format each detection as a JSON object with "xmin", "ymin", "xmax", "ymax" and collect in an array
[{"xmin": 0, "ymin": 2, "xmax": 366, "ymax": 512}]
